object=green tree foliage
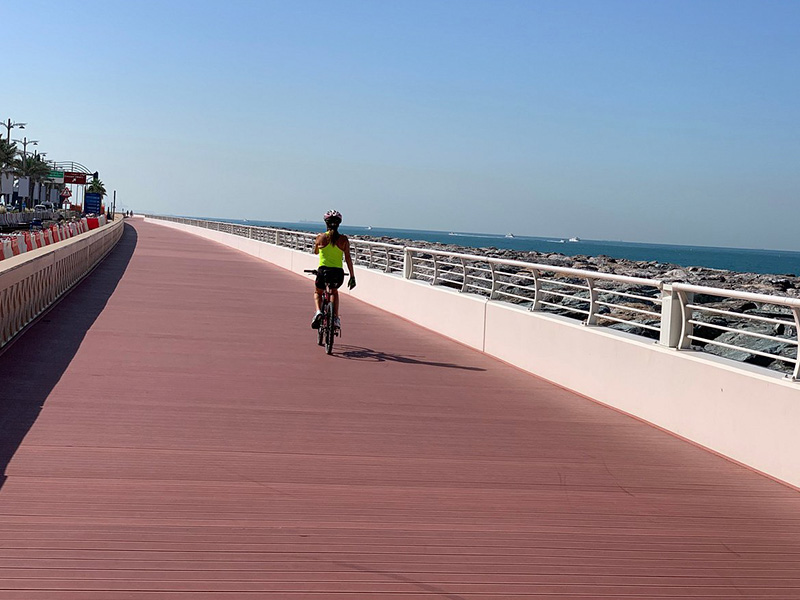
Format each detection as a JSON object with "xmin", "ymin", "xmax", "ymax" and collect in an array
[
  {"xmin": 15, "ymin": 154, "xmax": 51, "ymax": 180},
  {"xmin": 87, "ymin": 178, "xmax": 107, "ymax": 198},
  {"xmin": 0, "ymin": 139, "xmax": 17, "ymax": 171}
]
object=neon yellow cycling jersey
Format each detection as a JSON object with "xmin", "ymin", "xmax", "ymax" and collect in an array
[{"xmin": 319, "ymin": 238, "xmax": 344, "ymax": 268}]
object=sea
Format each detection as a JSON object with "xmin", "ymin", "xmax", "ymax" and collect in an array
[{"xmin": 211, "ymin": 218, "xmax": 800, "ymax": 277}]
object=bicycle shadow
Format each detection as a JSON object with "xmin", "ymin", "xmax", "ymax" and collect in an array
[
  {"xmin": 0, "ymin": 223, "xmax": 137, "ymax": 493},
  {"xmin": 333, "ymin": 344, "xmax": 486, "ymax": 371}
]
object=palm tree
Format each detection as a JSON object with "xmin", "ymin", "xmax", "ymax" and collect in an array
[
  {"xmin": 86, "ymin": 178, "xmax": 107, "ymax": 198},
  {"xmin": 0, "ymin": 139, "xmax": 16, "ymax": 207},
  {"xmin": 15, "ymin": 154, "xmax": 51, "ymax": 208},
  {"xmin": 0, "ymin": 139, "xmax": 17, "ymax": 170}
]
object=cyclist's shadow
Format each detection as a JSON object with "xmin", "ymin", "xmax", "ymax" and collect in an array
[{"xmin": 334, "ymin": 345, "xmax": 486, "ymax": 371}]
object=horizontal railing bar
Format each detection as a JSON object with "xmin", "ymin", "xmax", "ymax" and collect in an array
[
  {"xmin": 688, "ymin": 336, "xmax": 797, "ymax": 364},
  {"xmin": 495, "ymin": 290, "xmax": 535, "ymax": 302},
  {"xmin": 599, "ymin": 289, "xmax": 663, "ymax": 303},
  {"xmin": 539, "ymin": 300, "xmax": 590, "ymax": 315},
  {"xmin": 408, "ymin": 247, "xmax": 663, "ymax": 288},
  {"xmin": 674, "ymin": 282, "xmax": 800, "ymax": 308},
  {"xmin": 469, "ymin": 275, "xmax": 494, "ymax": 285},
  {"xmin": 685, "ymin": 304, "xmax": 794, "ymax": 327},
  {"xmin": 596, "ymin": 301, "xmax": 661, "ymax": 318},
  {"xmin": 687, "ymin": 320, "xmax": 798, "ymax": 345},
  {"xmin": 541, "ymin": 290, "xmax": 587, "ymax": 302},
  {"xmin": 598, "ymin": 314, "xmax": 661, "ymax": 331},
  {"xmin": 538, "ymin": 278, "xmax": 589, "ymax": 292}
]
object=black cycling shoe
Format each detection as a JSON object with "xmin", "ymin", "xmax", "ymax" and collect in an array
[{"xmin": 311, "ymin": 312, "xmax": 322, "ymax": 329}]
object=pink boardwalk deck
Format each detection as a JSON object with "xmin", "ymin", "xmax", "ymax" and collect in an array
[{"xmin": 0, "ymin": 219, "xmax": 799, "ymax": 599}]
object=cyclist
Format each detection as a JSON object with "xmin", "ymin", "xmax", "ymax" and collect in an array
[{"xmin": 311, "ymin": 210, "xmax": 356, "ymax": 329}]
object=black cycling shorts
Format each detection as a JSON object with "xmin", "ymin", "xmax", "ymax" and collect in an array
[{"xmin": 315, "ymin": 266, "xmax": 345, "ymax": 290}]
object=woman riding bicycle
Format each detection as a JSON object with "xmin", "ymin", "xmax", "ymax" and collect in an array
[{"xmin": 311, "ymin": 210, "xmax": 356, "ymax": 329}]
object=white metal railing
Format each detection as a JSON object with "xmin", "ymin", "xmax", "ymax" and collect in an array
[
  {"xmin": 671, "ymin": 283, "xmax": 799, "ymax": 380},
  {"xmin": 405, "ymin": 247, "xmax": 664, "ymax": 334},
  {"xmin": 147, "ymin": 215, "xmax": 800, "ymax": 381}
]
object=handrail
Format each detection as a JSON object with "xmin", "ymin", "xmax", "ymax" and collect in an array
[
  {"xmin": 671, "ymin": 282, "xmax": 799, "ymax": 380},
  {"xmin": 672, "ymin": 282, "xmax": 800, "ymax": 307},
  {"xmin": 407, "ymin": 246, "xmax": 664, "ymax": 288},
  {"xmin": 146, "ymin": 215, "xmax": 800, "ymax": 381}
]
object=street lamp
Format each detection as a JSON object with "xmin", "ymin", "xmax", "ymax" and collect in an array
[
  {"xmin": 2, "ymin": 119, "xmax": 26, "ymax": 142},
  {"xmin": 13, "ymin": 137, "xmax": 38, "ymax": 158}
]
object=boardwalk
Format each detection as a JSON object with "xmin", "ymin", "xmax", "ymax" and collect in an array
[{"xmin": 0, "ymin": 219, "xmax": 799, "ymax": 599}]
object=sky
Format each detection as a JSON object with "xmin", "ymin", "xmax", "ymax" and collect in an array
[{"xmin": 3, "ymin": 0, "xmax": 799, "ymax": 250}]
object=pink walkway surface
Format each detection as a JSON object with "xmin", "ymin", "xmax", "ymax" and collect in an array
[{"xmin": 0, "ymin": 219, "xmax": 799, "ymax": 599}]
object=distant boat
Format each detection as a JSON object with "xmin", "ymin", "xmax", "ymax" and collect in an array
[
  {"xmin": 366, "ymin": 226, "xmax": 372, "ymax": 230},
  {"xmin": 505, "ymin": 233, "xmax": 515, "ymax": 238},
  {"xmin": 448, "ymin": 232, "xmax": 456, "ymax": 236},
  {"xmin": 568, "ymin": 237, "xmax": 581, "ymax": 242}
]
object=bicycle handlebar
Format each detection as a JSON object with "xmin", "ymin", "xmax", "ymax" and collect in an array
[{"xmin": 304, "ymin": 269, "xmax": 350, "ymax": 276}]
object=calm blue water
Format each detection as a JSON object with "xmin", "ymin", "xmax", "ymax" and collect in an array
[{"xmin": 214, "ymin": 218, "xmax": 800, "ymax": 276}]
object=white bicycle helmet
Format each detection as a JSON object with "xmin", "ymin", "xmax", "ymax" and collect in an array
[{"xmin": 323, "ymin": 209, "xmax": 342, "ymax": 225}]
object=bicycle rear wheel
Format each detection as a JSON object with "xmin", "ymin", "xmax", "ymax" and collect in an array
[{"xmin": 324, "ymin": 302, "xmax": 335, "ymax": 355}]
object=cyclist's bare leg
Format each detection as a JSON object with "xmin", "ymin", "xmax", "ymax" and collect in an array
[
  {"xmin": 332, "ymin": 289, "xmax": 339, "ymax": 317},
  {"xmin": 314, "ymin": 288, "xmax": 324, "ymax": 311}
]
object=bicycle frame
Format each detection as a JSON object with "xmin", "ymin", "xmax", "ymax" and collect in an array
[{"xmin": 305, "ymin": 269, "xmax": 342, "ymax": 355}]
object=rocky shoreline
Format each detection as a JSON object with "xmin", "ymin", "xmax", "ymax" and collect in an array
[{"xmin": 354, "ymin": 233, "xmax": 800, "ymax": 298}]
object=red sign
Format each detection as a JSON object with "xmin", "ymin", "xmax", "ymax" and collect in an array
[{"xmin": 64, "ymin": 172, "xmax": 87, "ymax": 185}]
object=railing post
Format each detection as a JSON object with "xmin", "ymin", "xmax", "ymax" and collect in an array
[
  {"xmin": 791, "ymin": 307, "xmax": 800, "ymax": 381},
  {"xmin": 676, "ymin": 288, "xmax": 695, "ymax": 350},
  {"xmin": 658, "ymin": 284, "xmax": 683, "ymax": 347},
  {"xmin": 460, "ymin": 258, "xmax": 468, "ymax": 293},
  {"xmin": 585, "ymin": 279, "xmax": 598, "ymax": 325},
  {"xmin": 489, "ymin": 262, "xmax": 498, "ymax": 300},
  {"xmin": 531, "ymin": 269, "xmax": 542, "ymax": 311},
  {"xmin": 368, "ymin": 245, "xmax": 373, "ymax": 269},
  {"xmin": 432, "ymin": 254, "xmax": 439, "ymax": 285},
  {"xmin": 384, "ymin": 248, "xmax": 391, "ymax": 273},
  {"xmin": 404, "ymin": 248, "xmax": 413, "ymax": 279}
]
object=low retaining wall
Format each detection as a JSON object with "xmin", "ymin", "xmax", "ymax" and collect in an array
[
  {"xmin": 146, "ymin": 217, "xmax": 800, "ymax": 489},
  {"xmin": 0, "ymin": 217, "xmax": 124, "ymax": 350}
]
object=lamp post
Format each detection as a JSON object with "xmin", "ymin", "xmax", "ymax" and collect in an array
[
  {"xmin": 13, "ymin": 137, "xmax": 38, "ymax": 158},
  {"xmin": 2, "ymin": 118, "xmax": 26, "ymax": 142}
]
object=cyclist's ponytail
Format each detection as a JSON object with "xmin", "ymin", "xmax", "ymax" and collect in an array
[{"xmin": 327, "ymin": 223, "xmax": 340, "ymax": 246}]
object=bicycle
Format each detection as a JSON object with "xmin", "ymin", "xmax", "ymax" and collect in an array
[{"xmin": 304, "ymin": 269, "xmax": 345, "ymax": 355}]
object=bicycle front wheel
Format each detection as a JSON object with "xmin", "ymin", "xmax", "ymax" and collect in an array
[{"xmin": 325, "ymin": 302, "xmax": 335, "ymax": 355}]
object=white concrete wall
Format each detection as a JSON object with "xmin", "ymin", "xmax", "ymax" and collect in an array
[{"xmin": 146, "ymin": 218, "xmax": 800, "ymax": 489}]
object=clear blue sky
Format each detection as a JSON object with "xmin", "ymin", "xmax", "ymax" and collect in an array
[{"xmin": 4, "ymin": 0, "xmax": 799, "ymax": 250}]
